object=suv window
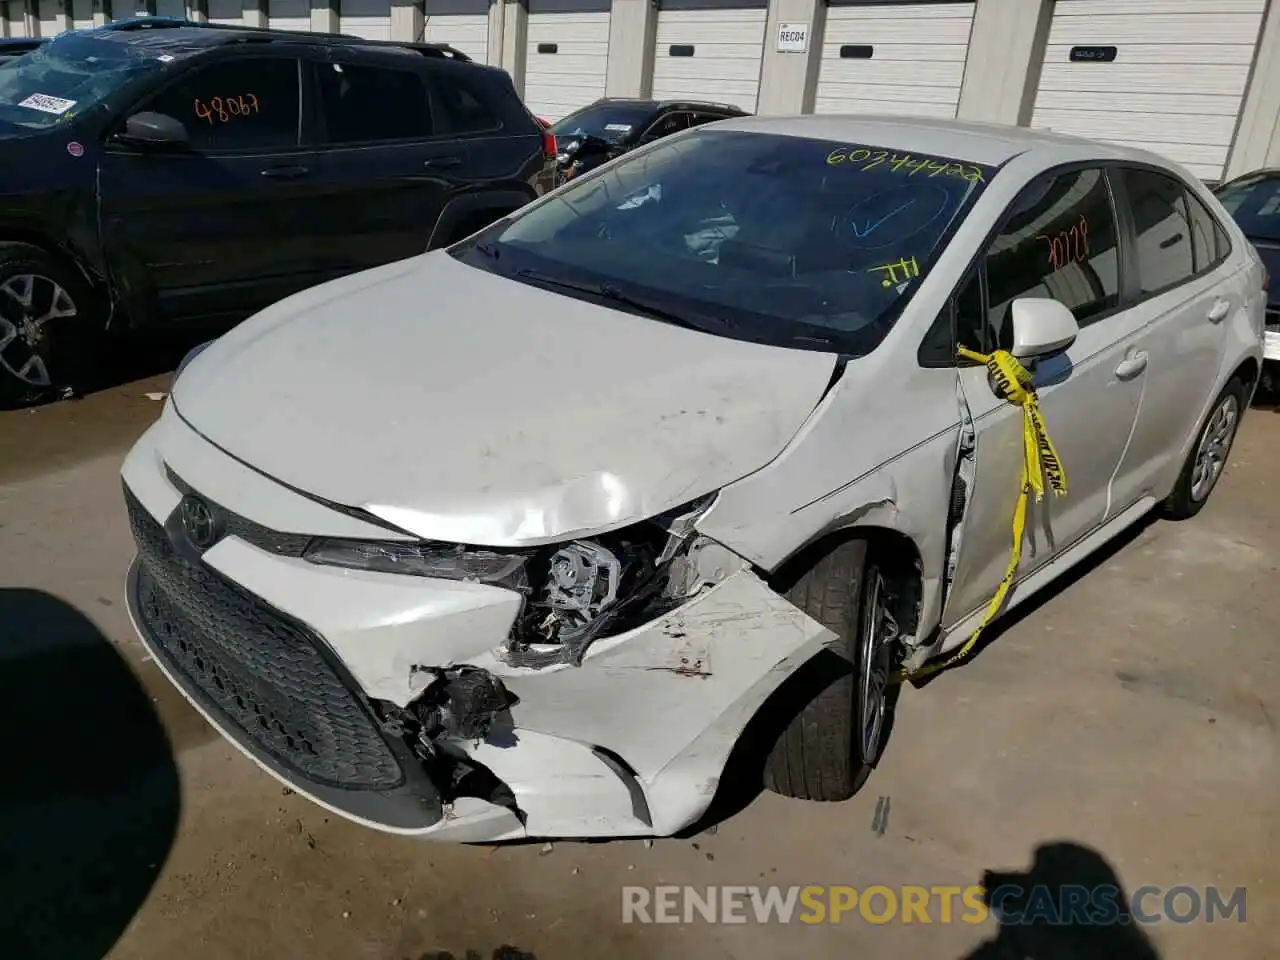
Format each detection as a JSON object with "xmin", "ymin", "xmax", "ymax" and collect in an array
[
  {"xmin": 644, "ymin": 112, "xmax": 689, "ymax": 140},
  {"xmin": 1119, "ymin": 167, "xmax": 1195, "ymax": 295},
  {"xmin": 433, "ymin": 75, "xmax": 500, "ymax": 134},
  {"xmin": 958, "ymin": 166, "xmax": 1121, "ymax": 352},
  {"xmin": 315, "ymin": 60, "xmax": 432, "ymax": 143},
  {"xmin": 142, "ymin": 57, "xmax": 300, "ymax": 152}
]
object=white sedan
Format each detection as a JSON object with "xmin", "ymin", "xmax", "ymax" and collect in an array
[{"xmin": 122, "ymin": 115, "xmax": 1265, "ymax": 841}]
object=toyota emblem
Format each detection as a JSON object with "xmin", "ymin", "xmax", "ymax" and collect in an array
[{"xmin": 180, "ymin": 496, "xmax": 219, "ymax": 549}]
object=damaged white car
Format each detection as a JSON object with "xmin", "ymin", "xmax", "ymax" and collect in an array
[{"xmin": 122, "ymin": 115, "xmax": 1265, "ymax": 840}]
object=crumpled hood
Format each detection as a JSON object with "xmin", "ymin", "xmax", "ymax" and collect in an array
[{"xmin": 173, "ymin": 251, "xmax": 838, "ymax": 546}]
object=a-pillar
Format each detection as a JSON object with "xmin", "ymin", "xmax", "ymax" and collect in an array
[
  {"xmin": 1225, "ymin": 0, "xmax": 1280, "ymax": 180},
  {"xmin": 756, "ymin": 0, "xmax": 824, "ymax": 115},
  {"xmin": 955, "ymin": 0, "xmax": 1054, "ymax": 127}
]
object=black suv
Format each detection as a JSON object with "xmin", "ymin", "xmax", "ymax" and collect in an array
[
  {"xmin": 0, "ymin": 19, "xmax": 554, "ymax": 403},
  {"xmin": 550, "ymin": 98, "xmax": 749, "ymax": 183}
]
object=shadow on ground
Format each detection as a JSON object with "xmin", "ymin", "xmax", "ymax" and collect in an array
[
  {"xmin": 961, "ymin": 840, "xmax": 1162, "ymax": 959},
  {"xmin": 0, "ymin": 588, "xmax": 181, "ymax": 959},
  {"xmin": 686, "ymin": 512, "xmax": 1157, "ymax": 836}
]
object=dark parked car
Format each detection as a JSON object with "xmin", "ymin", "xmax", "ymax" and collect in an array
[
  {"xmin": 0, "ymin": 38, "xmax": 47, "ymax": 65},
  {"xmin": 0, "ymin": 19, "xmax": 555, "ymax": 403},
  {"xmin": 1215, "ymin": 169, "xmax": 1279, "ymax": 379},
  {"xmin": 550, "ymin": 97, "xmax": 749, "ymax": 183}
]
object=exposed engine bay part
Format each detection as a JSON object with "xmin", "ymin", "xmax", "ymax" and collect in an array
[
  {"xmin": 374, "ymin": 665, "xmax": 524, "ymax": 820},
  {"xmin": 501, "ymin": 494, "xmax": 744, "ymax": 669}
]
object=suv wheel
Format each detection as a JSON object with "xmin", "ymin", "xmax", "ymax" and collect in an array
[{"xmin": 0, "ymin": 243, "xmax": 94, "ymax": 406}]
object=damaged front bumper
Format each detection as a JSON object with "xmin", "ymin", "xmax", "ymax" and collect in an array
[{"xmin": 121, "ymin": 413, "xmax": 835, "ymax": 841}]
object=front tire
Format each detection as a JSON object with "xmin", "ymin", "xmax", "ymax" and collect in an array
[
  {"xmin": 763, "ymin": 539, "xmax": 896, "ymax": 801},
  {"xmin": 1161, "ymin": 377, "xmax": 1246, "ymax": 520},
  {"xmin": 0, "ymin": 243, "xmax": 96, "ymax": 407}
]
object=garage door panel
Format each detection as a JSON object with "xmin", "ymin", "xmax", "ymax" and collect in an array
[
  {"xmin": 268, "ymin": 0, "xmax": 309, "ymax": 30},
  {"xmin": 423, "ymin": 14, "xmax": 488, "ymax": 62},
  {"xmin": 524, "ymin": 11, "xmax": 610, "ymax": 121},
  {"xmin": 1047, "ymin": 13, "xmax": 1264, "ymax": 45},
  {"xmin": 1033, "ymin": 110, "xmax": 1240, "ymax": 148},
  {"xmin": 208, "ymin": 0, "xmax": 241, "ymax": 23},
  {"xmin": 651, "ymin": 8, "xmax": 764, "ymax": 114},
  {"xmin": 155, "ymin": 0, "xmax": 185, "ymax": 19},
  {"xmin": 814, "ymin": 2, "xmax": 974, "ymax": 119},
  {"xmin": 1041, "ymin": 42, "xmax": 1257, "ymax": 67},
  {"xmin": 1052, "ymin": 0, "xmax": 1263, "ymax": 13},
  {"xmin": 1036, "ymin": 63, "xmax": 1252, "ymax": 97},
  {"xmin": 1034, "ymin": 90, "xmax": 1240, "ymax": 117},
  {"xmin": 72, "ymin": 0, "xmax": 92, "ymax": 27},
  {"xmin": 341, "ymin": 0, "xmax": 390, "ymax": 39},
  {"xmin": 3, "ymin": 0, "xmax": 26, "ymax": 36}
]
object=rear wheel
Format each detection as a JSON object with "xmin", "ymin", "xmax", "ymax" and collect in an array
[
  {"xmin": 1161, "ymin": 377, "xmax": 1246, "ymax": 520},
  {"xmin": 763, "ymin": 539, "xmax": 897, "ymax": 801},
  {"xmin": 0, "ymin": 243, "xmax": 96, "ymax": 406}
]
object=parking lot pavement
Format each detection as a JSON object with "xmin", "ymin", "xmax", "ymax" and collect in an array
[{"xmin": 1, "ymin": 375, "xmax": 1277, "ymax": 960}]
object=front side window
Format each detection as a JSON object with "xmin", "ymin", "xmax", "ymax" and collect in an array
[
  {"xmin": 550, "ymin": 100, "xmax": 656, "ymax": 147},
  {"xmin": 1120, "ymin": 167, "xmax": 1195, "ymax": 295},
  {"xmin": 0, "ymin": 32, "xmax": 165, "ymax": 131},
  {"xmin": 974, "ymin": 166, "xmax": 1121, "ymax": 350},
  {"xmin": 642, "ymin": 111, "xmax": 690, "ymax": 141},
  {"xmin": 454, "ymin": 130, "xmax": 994, "ymax": 354},
  {"xmin": 142, "ymin": 57, "xmax": 300, "ymax": 152},
  {"xmin": 315, "ymin": 61, "xmax": 432, "ymax": 144},
  {"xmin": 1216, "ymin": 173, "xmax": 1280, "ymax": 243}
]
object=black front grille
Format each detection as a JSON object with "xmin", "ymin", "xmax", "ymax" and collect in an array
[{"xmin": 126, "ymin": 488, "xmax": 403, "ymax": 791}]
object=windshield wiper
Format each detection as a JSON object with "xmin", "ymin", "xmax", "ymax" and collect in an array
[{"xmin": 514, "ymin": 269, "xmax": 732, "ymax": 334}]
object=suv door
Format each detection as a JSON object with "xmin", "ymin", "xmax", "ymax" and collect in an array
[
  {"xmin": 1106, "ymin": 166, "xmax": 1236, "ymax": 510},
  {"xmin": 942, "ymin": 165, "xmax": 1146, "ymax": 626},
  {"xmin": 306, "ymin": 51, "xmax": 463, "ymax": 279},
  {"xmin": 98, "ymin": 53, "xmax": 322, "ymax": 324}
]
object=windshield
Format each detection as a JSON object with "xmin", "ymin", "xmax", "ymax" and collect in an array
[
  {"xmin": 1217, "ymin": 174, "xmax": 1280, "ymax": 243},
  {"xmin": 454, "ymin": 129, "xmax": 995, "ymax": 354},
  {"xmin": 550, "ymin": 101, "xmax": 655, "ymax": 146},
  {"xmin": 0, "ymin": 32, "xmax": 165, "ymax": 130}
]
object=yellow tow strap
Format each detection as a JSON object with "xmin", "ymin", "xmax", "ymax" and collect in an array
[{"xmin": 894, "ymin": 346, "xmax": 1068, "ymax": 687}]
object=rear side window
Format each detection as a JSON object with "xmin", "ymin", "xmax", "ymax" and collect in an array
[
  {"xmin": 1186, "ymin": 190, "xmax": 1226, "ymax": 273},
  {"xmin": 433, "ymin": 76, "xmax": 500, "ymax": 134},
  {"xmin": 315, "ymin": 61, "xmax": 432, "ymax": 143},
  {"xmin": 143, "ymin": 57, "xmax": 300, "ymax": 151},
  {"xmin": 982, "ymin": 166, "xmax": 1122, "ymax": 340},
  {"xmin": 1119, "ymin": 168, "xmax": 1195, "ymax": 295}
]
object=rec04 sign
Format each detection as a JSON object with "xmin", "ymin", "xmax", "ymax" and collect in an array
[{"xmin": 777, "ymin": 22, "xmax": 809, "ymax": 54}]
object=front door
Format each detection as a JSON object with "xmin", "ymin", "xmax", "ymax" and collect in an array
[
  {"xmin": 99, "ymin": 54, "xmax": 323, "ymax": 325},
  {"xmin": 304, "ymin": 54, "xmax": 460, "ymax": 282},
  {"xmin": 944, "ymin": 165, "xmax": 1148, "ymax": 626}
]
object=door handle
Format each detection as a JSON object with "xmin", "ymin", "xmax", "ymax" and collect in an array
[
  {"xmin": 260, "ymin": 164, "xmax": 309, "ymax": 180},
  {"xmin": 1115, "ymin": 350, "xmax": 1148, "ymax": 380},
  {"xmin": 423, "ymin": 156, "xmax": 463, "ymax": 169},
  {"xmin": 1208, "ymin": 298, "xmax": 1231, "ymax": 323}
]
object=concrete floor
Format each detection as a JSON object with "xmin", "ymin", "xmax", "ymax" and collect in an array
[{"xmin": 0, "ymin": 366, "xmax": 1276, "ymax": 960}]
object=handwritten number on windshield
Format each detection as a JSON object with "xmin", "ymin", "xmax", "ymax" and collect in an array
[
  {"xmin": 194, "ymin": 93, "xmax": 260, "ymax": 125},
  {"xmin": 827, "ymin": 146, "xmax": 985, "ymax": 183}
]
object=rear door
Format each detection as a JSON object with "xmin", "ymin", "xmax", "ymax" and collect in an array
[
  {"xmin": 305, "ymin": 50, "xmax": 464, "ymax": 280},
  {"xmin": 98, "ymin": 52, "xmax": 324, "ymax": 324}
]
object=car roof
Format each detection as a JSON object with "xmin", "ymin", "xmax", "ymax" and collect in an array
[
  {"xmin": 709, "ymin": 113, "xmax": 1182, "ymax": 170},
  {"xmin": 584, "ymin": 97, "xmax": 745, "ymax": 113},
  {"xmin": 48, "ymin": 17, "xmax": 470, "ymax": 62}
]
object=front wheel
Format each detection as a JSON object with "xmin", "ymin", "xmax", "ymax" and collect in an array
[
  {"xmin": 763, "ymin": 539, "xmax": 897, "ymax": 801},
  {"xmin": 1161, "ymin": 377, "xmax": 1246, "ymax": 520},
  {"xmin": 0, "ymin": 243, "xmax": 95, "ymax": 407}
]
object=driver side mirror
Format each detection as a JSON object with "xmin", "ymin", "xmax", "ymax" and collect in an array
[
  {"xmin": 116, "ymin": 111, "xmax": 190, "ymax": 149},
  {"xmin": 1009, "ymin": 297, "xmax": 1078, "ymax": 360}
]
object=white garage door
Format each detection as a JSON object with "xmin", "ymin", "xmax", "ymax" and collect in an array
[
  {"xmin": 3, "ymin": 0, "xmax": 27, "ymax": 36},
  {"xmin": 423, "ymin": 14, "xmax": 489, "ymax": 63},
  {"xmin": 155, "ymin": 0, "xmax": 185, "ymax": 19},
  {"xmin": 651, "ymin": 7, "xmax": 765, "ymax": 113},
  {"xmin": 268, "ymin": 0, "xmax": 309, "ymax": 31},
  {"xmin": 340, "ymin": 0, "xmax": 388, "ymax": 39},
  {"xmin": 1031, "ymin": 0, "xmax": 1268, "ymax": 182},
  {"xmin": 523, "ymin": 9, "xmax": 610, "ymax": 121},
  {"xmin": 72, "ymin": 0, "xmax": 92, "ymax": 29},
  {"xmin": 208, "ymin": 0, "xmax": 242, "ymax": 25},
  {"xmin": 815, "ymin": 1, "xmax": 975, "ymax": 118}
]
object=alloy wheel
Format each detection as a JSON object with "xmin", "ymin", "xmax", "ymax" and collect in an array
[
  {"xmin": 1190, "ymin": 393, "xmax": 1240, "ymax": 503},
  {"xmin": 0, "ymin": 273, "xmax": 78, "ymax": 388}
]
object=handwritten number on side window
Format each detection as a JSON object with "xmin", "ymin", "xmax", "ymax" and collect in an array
[
  {"xmin": 193, "ymin": 93, "xmax": 260, "ymax": 126},
  {"xmin": 1038, "ymin": 214, "xmax": 1090, "ymax": 272}
]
